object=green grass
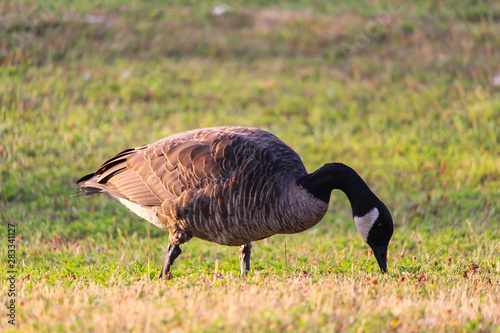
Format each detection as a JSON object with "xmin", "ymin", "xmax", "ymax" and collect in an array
[{"xmin": 1, "ymin": 0, "xmax": 499, "ymax": 332}]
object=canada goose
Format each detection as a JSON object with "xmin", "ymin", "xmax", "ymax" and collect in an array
[{"xmin": 78, "ymin": 126, "xmax": 394, "ymax": 277}]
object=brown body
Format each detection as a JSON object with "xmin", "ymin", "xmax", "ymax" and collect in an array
[{"xmin": 79, "ymin": 127, "xmax": 328, "ymax": 246}]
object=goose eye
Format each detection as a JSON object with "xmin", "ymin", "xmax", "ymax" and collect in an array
[{"xmin": 377, "ymin": 224, "xmax": 384, "ymax": 229}]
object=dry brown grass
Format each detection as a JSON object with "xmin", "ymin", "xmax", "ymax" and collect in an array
[{"xmin": 4, "ymin": 267, "xmax": 499, "ymax": 332}]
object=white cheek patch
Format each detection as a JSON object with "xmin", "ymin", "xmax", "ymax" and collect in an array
[{"xmin": 353, "ymin": 207, "xmax": 379, "ymax": 241}]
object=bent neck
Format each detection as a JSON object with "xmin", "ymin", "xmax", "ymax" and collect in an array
[{"xmin": 296, "ymin": 163, "xmax": 381, "ymax": 217}]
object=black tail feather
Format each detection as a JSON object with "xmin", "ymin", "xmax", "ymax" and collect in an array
[{"xmin": 77, "ymin": 173, "xmax": 95, "ymax": 183}]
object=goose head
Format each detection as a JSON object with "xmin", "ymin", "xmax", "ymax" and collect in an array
[{"xmin": 353, "ymin": 204, "xmax": 394, "ymax": 273}]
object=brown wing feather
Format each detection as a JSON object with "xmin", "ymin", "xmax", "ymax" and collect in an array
[{"xmin": 78, "ymin": 126, "xmax": 309, "ymax": 243}]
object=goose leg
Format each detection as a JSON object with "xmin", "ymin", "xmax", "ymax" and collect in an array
[
  {"xmin": 159, "ymin": 243, "xmax": 182, "ymax": 279},
  {"xmin": 239, "ymin": 243, "xmax": 252, "ymax": 276},
  {"xmin": 159, "ymin": 230, "xmax": 192, "ymax": 279}
]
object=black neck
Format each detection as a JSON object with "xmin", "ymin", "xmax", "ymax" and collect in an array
[{"xmin": 296, "ymin": 163, "xmax": 381, "ymax": 217}]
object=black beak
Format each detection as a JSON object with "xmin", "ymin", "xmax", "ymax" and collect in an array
[{"xmin": 369, "ymin": 243, "xmax": 388, "ymax": 273}]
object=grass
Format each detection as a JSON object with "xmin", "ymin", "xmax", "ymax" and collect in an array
[{"xmin": 1, "ymin": 0, "xmax": 499, "ymax": 331}]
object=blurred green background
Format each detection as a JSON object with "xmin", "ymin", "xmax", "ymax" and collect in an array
[{"xmin": 1, "ymin": 0, "xmax": 498, "ymax": 231}]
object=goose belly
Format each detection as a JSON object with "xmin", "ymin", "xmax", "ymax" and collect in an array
[{"xmin": 189, "ymin": 217, "xmax": 280, "ymax": 246}]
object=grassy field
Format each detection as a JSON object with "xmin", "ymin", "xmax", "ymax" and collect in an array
[{"xmin": 1, "ymin": 0, "xmax": 499, "ymax": 331}]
